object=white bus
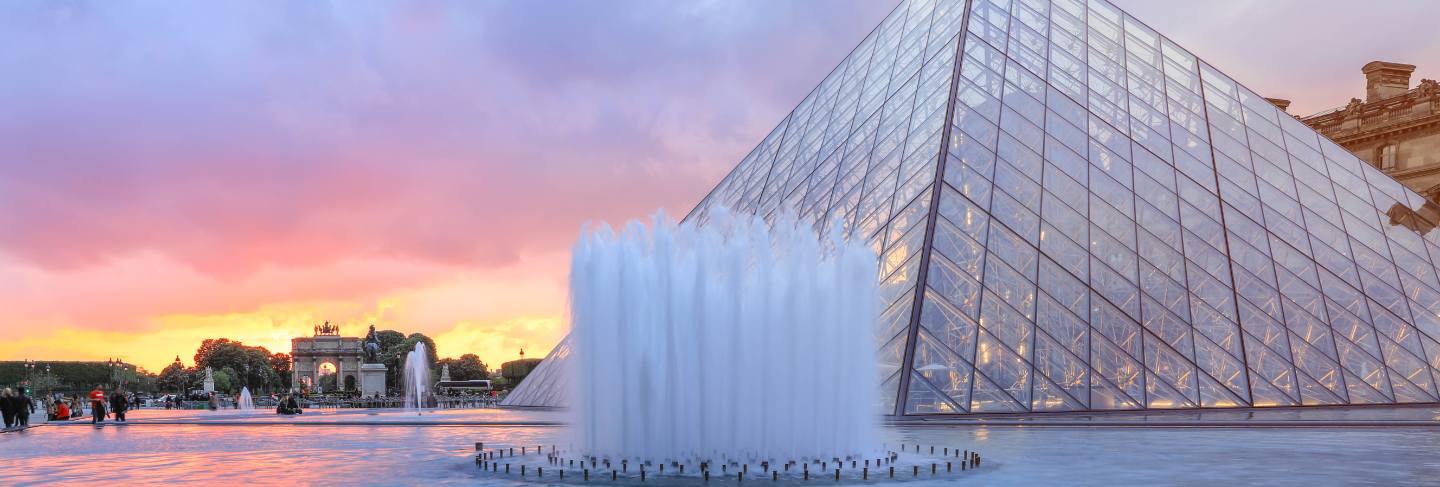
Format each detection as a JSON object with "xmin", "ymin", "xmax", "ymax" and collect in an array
[{"xmin": 434, "ymin": 380, "xmax": 492, "ymax": 394}]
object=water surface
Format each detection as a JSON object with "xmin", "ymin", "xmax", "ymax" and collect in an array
[{"xmin": 3, "ymin": 408, "xmax": 1437, "ymax": 485}]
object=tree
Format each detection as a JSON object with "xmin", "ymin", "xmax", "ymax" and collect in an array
[
  {"xmin": 158, "ymin": 363, "xmax": 200, "ymax": 396},
  {"xmin": 212, "ymin": 368, "xmax": 235, "ymax": 393},
  {"xmin": 501, "ymin": 358, "xmax": 543, "ymax": 385},
  {"xmin": 28, "ymin": 371, "xmax": 62, "ymax": 395},
  {"xmin": 194, "ymin": 338, "xmax": 236, "ymax": 368},
  {"xmin": 110, "ymin": 364, "xmax": 143, "ymax": 389},
  {"xmin": 403, "ymin": 333, "xmax": 439, "ymax": 366},
  {"xmin": 318, "ymin": 374, "xmax": 337, "ymax": 393},
  {"xmin": 438, "ymin": 354, "xmax": 488, "ymax": 381},
  {"xmin": 270, "ymin": 353, "xmax": 292, "ymax": 391},
  {"xmin": 194, "ymin": 338, "xmax": 280, "ymax": 392},
  {"xmin": 130, "ymin": 369, "xmax": 159, "ymax": 393},
  {"xmin": 382, "ymin": 332, "xmax": 438, "ymax": 392},
  {"xmin": 376, "ymin": 330, "xmax": 406, "ymax": 352}
]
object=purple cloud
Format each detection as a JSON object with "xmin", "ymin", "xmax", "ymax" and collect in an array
[{"xmin": 0, "ymin": 1, "xmax": 897, "ymax": 275}]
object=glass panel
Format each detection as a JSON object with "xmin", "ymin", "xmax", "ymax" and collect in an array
[
  {"xmin": 922, "ymin": 285, "xmax": 981, "ymax": 352},
  {"xmin": 913, "ymin": 327, "xmax": 976, "ymax": 411},
  {"xmin": 685, "ymin": 0, "xmax": 1440, "ymax": 417}
]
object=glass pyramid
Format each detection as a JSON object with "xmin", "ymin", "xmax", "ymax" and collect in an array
[
  {"xmin": 507, "ymin": 0, "xmax": 1440, "ymax": 415},
  {"xmin": 500, "ymin": 335, "xmax": 571, "ymax": 407}
]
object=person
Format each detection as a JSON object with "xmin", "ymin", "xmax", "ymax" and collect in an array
[
  {"xmin": 14, "ymin": 387, "xmax": 34, "ymax": 427},
  {"xmin": 53, "ymin": 400, "xmax": 71, "ymax": 421},
  {"xmin": 276, "ymin": 394, "xmax": 303, "ymax": 415},
  {"xmin": 1, "ymin": 388, "xmax": 14, "ymax": 429},
  {"xmin": 109, "ymin": 388, "xmax": 130, "ymax": 422},
  {"xmin": 89, "ymin": 385, "xmax": 106, "ymax": 424},
  {"xmin": 207, "ymin": 392, "xmax": 219, "ymax": 411}
]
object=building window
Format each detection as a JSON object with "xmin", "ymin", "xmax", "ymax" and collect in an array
[{"xmin": 1378, "ymin": 143, "xmax": 1398, "ymax": 171}]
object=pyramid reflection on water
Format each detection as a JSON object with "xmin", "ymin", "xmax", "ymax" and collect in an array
[{"xmin": 507, "ymin": 0, "xmax": 1440, "ymax": 415}]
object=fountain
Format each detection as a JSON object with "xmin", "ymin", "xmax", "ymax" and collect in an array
[
  {"xmin": 237, "ymin": 387, "xmax": 254, "ymax": 410},
  {"xmin": 473, "ymin": 209, "xmax": 986, "ymax": 483},
  {"xmin": 568, "ymin": 209, "xmax": 880, "ymax": 464},
  {"xmin": 403, "ymin": 342, "xmax": 432, "ymax": 414}
]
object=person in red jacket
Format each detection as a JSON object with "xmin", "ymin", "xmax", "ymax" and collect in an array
[
  {"xmin": 54, "ymin": 400, "xmax": 71, "ymax": 421},
  {"xmin": 88, "ymin": 386, "xmax": 106, "ymax": 424}
]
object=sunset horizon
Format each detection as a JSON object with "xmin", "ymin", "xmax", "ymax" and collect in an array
[
  {"xmin": 4, "ymin": 0, "xmax": 1436, "ymax": 374},
  {"xmin": 5, "ymin": 1, "xmax": 1440, "ymax": 485}
]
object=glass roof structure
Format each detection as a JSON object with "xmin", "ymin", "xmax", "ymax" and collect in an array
[{"xmin": 507, "ymin": 0, "xmax": 1440, "ymax": 415}]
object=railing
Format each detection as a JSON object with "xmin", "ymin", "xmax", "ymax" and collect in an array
[
  {"xmin": 134, "ymin": 395, "xmax": 505, "ymax": 410},
  {"xmin": 1305, "ymin": 104, "xmax": 1348, "ymax": 119},
  {"xmin": 300, "ymin": 395, "xmax": 503, "ymax": 410},
  {"xmin": 1307, "ymin": 99, "xmax": 1439, "ymax": 140}
]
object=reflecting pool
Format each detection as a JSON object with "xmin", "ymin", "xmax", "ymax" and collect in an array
[{"xmin": 3, "ymin": 408, "xmax": 1439, "ymax": 485}]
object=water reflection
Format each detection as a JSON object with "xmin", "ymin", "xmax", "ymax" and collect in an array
[
  {"xmin": 1387, "ymin": 199, "xmax": 1440, "ymax": 236},
  {"xmin": 4, "ymin": 408, "xmax": 1440, "ymax": 485}
]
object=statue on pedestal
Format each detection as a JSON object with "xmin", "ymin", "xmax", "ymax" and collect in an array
[
  {"xmin": 363, "ymin": 324, "xmax": 382, "ymax": 364},
  {"xmin": 202, "ymin": 366, "xmax": 216, "ymax": 394},
  {"xmin": 359, "ymin": 325, "xmax": 389, "ymax": 397}
]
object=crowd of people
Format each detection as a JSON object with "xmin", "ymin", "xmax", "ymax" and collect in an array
[
  {"xmin": 9, "ymin": 385, "xmax": 138, "ymax": 425},
  {"xmin": 3, "ymin": 385, "xmax": 510, "ymax": 428},
  {"xmin": 1, "ymin": 387, "xmax": 36, "ymax": 430}
]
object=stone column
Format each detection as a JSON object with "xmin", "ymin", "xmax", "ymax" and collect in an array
[{"xmin": 291, "ymin": 355, "xmax": 301, "ymax": 393}]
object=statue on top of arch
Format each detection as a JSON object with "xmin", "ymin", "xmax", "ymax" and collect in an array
[{"xmin": 314, "ymin": 320, "xmax": 339, "ymax": 336}]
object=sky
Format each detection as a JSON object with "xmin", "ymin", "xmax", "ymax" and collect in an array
[{"xmin": 2, "ymin": 0, "xmax": 1436, "ymax": 373}]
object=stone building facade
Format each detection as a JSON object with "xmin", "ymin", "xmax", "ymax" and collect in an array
[
  {"xmin": 1298, "ymin": 62, "xmax": 1440, "ymax": 201},
  {"xmin": 290, "ymin": 322, "xmax": 364, "ymax": 393}
]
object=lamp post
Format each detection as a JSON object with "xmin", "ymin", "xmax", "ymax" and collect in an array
[
  {"xmin": 22, "ymin": 359, "xmax": 35, "ymax": 389},
  {"xmin": 43, "ymin": 364, "xmax": 51, "ymax": 399},
  {"xmin": 171, "ymin": 356, "xmax": 184, "ymax": 398}
]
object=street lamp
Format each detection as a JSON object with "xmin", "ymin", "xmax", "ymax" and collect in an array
[
  {"xmin": 22, "ymin": 359, "xmax": 35, "ymax": 388},
  {"xmin": 106, "ymin": 358, "xmax": 127, "ymax": 389}
]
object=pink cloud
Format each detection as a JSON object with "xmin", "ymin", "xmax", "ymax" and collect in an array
[
  {"xmin": 4, "ymin": 0, "xmax": 1436, "ymax": 368},
  {"xmin": 1113, "ymin": 0, "xmax": 1440, "ymax": 116},
  {"xmin": 0, "ymin": 1, "xmax": 896, "ymax": 279}
]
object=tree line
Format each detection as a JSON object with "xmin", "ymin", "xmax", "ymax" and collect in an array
[{"xmin": 152, "ymin": 331, "xmax": 490, "ymax": 396}]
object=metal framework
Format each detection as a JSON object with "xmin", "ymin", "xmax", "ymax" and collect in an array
[{"xmin": 511, "ymin": 0, "xmax": 1440, "ymax": 415}]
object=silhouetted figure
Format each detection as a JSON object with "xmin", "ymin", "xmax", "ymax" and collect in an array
[
  {"xmin": 88, "ymin": 386, "xmax": 106, "ymax": 424},
  {"xmin": 109, "ymin": 389, "xmax": 130, "ymax": 422},
  {"xmin": 15, "ymin": 387, "xmax": 33, "ymax": 427},
  {"xmin": 1, "ymin": 388, "xmax": 14, "ymax": 429},
  {"xmin": 276, "ymin": 394, "xmax": 303, "ymax": 415}
]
